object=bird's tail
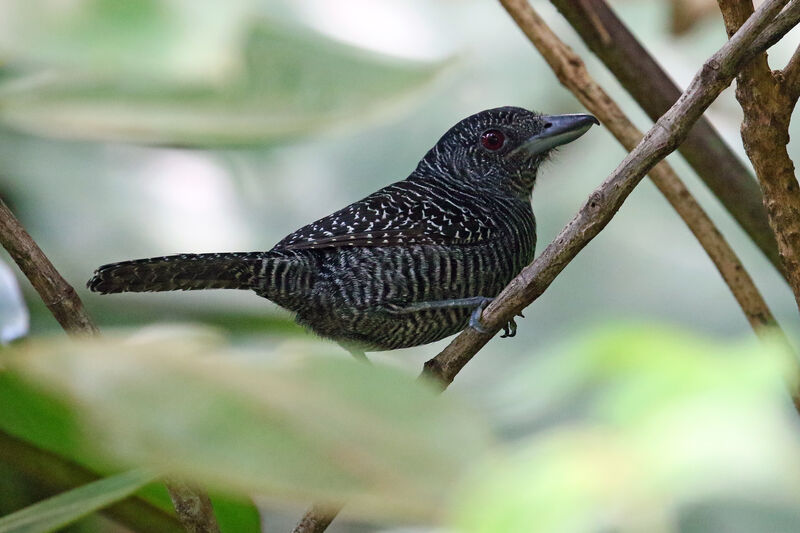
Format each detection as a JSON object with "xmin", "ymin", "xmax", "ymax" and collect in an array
[{"xmin": 87, "ymin": 252, "xmax": 267, "ymax": 294}]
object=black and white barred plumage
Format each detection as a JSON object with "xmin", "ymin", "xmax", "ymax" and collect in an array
[{"xmin": 88, "ymin": 107, "xmax": 597, "ymax": 350}]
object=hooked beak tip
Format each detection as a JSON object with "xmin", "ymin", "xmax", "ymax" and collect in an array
[{"xmin": 513, "ymin": 113, "xmax": 599, "ymax": 157}]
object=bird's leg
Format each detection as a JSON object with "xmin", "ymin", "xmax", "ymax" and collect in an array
[
  {"xmin": 382, "ymin": 296, "xmax": 495, "ymax": 330},
  {"xmin": 383, "ymin": 296, "xmax": 494, "ymax": 313},
  {"xmin": 382, "ymin": 297, "xmax": 524, "ymax": 338},
  {"xmin": 467, "ymin": 297, "xmax": 494, "ymax": 334},
  {"xmin": 467, "ymin": 301, "xmax": 525, "ymax": 337}
]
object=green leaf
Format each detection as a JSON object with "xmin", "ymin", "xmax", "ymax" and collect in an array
[
  {"xmin": 211, "ymin": 494, "xmax": 261, "ymax": 533},
  {"xmin": 4, "ymin": 332, "xmax": 489, "ymax": 521},
  {"xmin": 0, "ymin": 469, "xmax": 157, "ymax": 533},
  {"xmin": 0, "ymin": 21, "xmax": 447, "ymax": 146}
]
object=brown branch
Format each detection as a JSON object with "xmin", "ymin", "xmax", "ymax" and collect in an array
[
  {"xmin": 165, "ymin": 479, "xmax": 221, "ymax": 533},
  {"xmin": 751, "ymin": 0, "xmax": 800, "ymax": 53},
  {"xmin": 0, "ymin": 198, "xmax": 220, "ymax": 532},
  {"xmin": 292, "ymin": 503, "xmax": 343, "ymax": 533},
  {"xmin": 497, "ymin": 0, "xmax": 777, "ymax": 333},
  {"xmin": 550, "ymin": 0, "xmax": 783, "ymax": 274},
  {"xmin": 717, "ymin": 0, "xmax": 800, "ymax": 314},
  {"xmin": 0, "ymin": 429, "xmax": 183, "ymax": 533},
  {"xmin": 423, "ymin": 0, "xmax": 794, "ymax": 386},
  {"xmin": 782, "ymin": 44, "xmax": 800, "ymax": 98},
  {"xmin": 0, "ymin": 198, "xmax": 98, "ymax": 335}
]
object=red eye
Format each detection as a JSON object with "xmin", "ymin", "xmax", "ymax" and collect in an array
[{"xmin": 481, "ymin": 129, "xmax": 505, "ymax": 151}]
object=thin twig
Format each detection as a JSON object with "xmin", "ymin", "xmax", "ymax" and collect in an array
[
  {"xmin": 422, "ymin": 0, "xmax": 794, "ymax": 386},
  {"xmin": 0, "ymin": 198, "xmax": 220, "ymax": 533},
  {"xmin": 717, "ymin": 0, "xmax": 800, "ymax": 315},
  {"xmin": 497, "ymin": 0, "xmax": 777, "ymax": 333},
  {"xmin": 549, "ymin": 0, "xmax": 783, "ymax": 272}
]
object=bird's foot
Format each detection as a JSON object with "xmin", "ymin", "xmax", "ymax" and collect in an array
[
  {"xmin": 469, "ymin": 297, "xmax": 494, "ymax": 334},
  {"xmin": 500, "ymin": 311, "xmax": 525, "ymax": 338},
  {"xmin": 470, "ymin": 300, "xmax": 525, "ymax": 338}
]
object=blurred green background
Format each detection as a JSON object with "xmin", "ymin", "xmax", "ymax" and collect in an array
[{"xmin": 3, "ymin": 0, "xmax": 800, "ymax": 532}]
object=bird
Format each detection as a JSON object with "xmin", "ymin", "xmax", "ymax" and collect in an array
[{"xmin": 88, "ymin": 107, "xmax": 598, "ymax": 355}]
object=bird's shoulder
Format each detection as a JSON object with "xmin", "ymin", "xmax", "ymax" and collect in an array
[{"xmin": 272, "ymin": 180, "xmax": 501, "ymax": 251}]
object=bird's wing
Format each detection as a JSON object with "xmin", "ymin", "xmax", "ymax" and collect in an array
[{"xmin": 274, "ymin": 181, "xmax": 493, "ymax": 251}]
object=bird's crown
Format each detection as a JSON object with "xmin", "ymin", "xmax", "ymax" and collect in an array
[{"xmin": 414, "ymin": 106, "xmax": 598, "ymax": 198}]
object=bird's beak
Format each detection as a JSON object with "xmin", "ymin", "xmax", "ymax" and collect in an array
[{"xmin": 511, "ymin": 114, "xmax": 600, "ymax": 157}]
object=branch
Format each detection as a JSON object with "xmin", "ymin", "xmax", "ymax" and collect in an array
[
  {"xmin": 550, "ymin": 0, "xmax": 783, "ymax": 273},
  {"xmin": 292, "ymin": 503, "xmax": 343, "ymax": 533},
  {"xmin": 165, "ymin": 480, "xmax": 221, "ymax": 533},
  {"xmin": 0, "ymin": 198, "xmax": 98, "ymax": 335},
  {"xmin": 717, "ymin": 0, "xmax": 800, "ymax": 314},
  {"xmin": 782, "ymin": 44, "xmax": 800, "ymax": 98},
  {"xmin": 750, "ymin": 0, "xmax": 800, "ymax": 54},
  {"xmin": 493, "ymin": 0, "xmax": 778, "ymax": 333},
  {"xmin": 423, "ymin": 0, "xmax": 794, "ymax": 385},
  {"xmin": 0, "ymin": 198, "xmax": 220, "ymax": 533},
  {"xmin": 0, "ymin": 429, "xmax": 183, "ymax": 533}
]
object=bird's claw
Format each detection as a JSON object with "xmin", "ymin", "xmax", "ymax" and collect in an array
[
  {"xmin": 500, "ymin": 317, "xmax": 517, "ymax": 338},
  {"xmin": 470, "ymin": 300, "xmax": 526, "ymax": 338},
  {"xmin": 469, "ymin": 298, "xmax": 494, "ymax": 334}
]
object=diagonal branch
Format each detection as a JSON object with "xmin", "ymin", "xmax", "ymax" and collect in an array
[
  {"xmin": 751, "ymin": 0, "xmax": 800, "ymax": 53},
  {"xmin": 717, "ymin": 0, "xmax": 800, "ymax": 314},
  {"xmin": 0, "ymin": 197, "xmax": 220, "ymax": 533},
  {"xmin": 423, "ymin": 0, "xmax": 795, "ymax": 385},
  {"xmin": 550, "ymin": 0, "xmax": 783, "ymax": 273},
  {"xmin": 495, "ymin": 0, "xmax": 776, "ymax": 333},
  {"xmin": 0, "ymin": 199, "xmax": 98, "ymax": 335}
]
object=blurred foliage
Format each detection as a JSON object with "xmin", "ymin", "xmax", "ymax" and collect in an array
[
  {"xmin": 0, "ymin": 0, "xmax": 253, "ymax": 82},
  {"xmin": 2, "ymin": 325, "xmax": 800, "ymax": 532},
  {"xmin": 2, "ymin": 0, "xmax": 800, "ymax": 532},
  {"xmin": 0, "ymin": 2, "xmax": 446, "ymax": 145},
  {"xmin": 0, "ymin": 469, "xmax": 156, "ymax": 533},
  {"xmin": 3, "ymin": 329, "xmax": 490, "ymax": 522},
  {"xmin": 453, "ymin": 325, "xmax": 800, "ymax": 533}
]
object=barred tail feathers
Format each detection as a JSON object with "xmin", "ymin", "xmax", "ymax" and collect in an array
[{"xmin": 87, "ymin": 252, "xmax": 268, "ymax": 294}]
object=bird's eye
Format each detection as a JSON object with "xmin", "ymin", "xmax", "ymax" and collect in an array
[{"xmin": 480, "ymin": 129, "xmax": 505, "ymax": 151}]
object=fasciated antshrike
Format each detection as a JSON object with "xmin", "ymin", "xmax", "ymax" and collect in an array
[{"xmin": 88, "ymin": 107, "xmax": 597, "ymax": 351}]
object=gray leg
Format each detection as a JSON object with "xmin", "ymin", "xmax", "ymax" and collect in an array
[
  {"xmin": 382, "ymin": 297, "xmax": 525, "ymax": 338},
  {"xmin": 382, "ymin": 296, "xmax": 499, "ymax": 334},
  {"xmin": 383, "ymin": 296, "xmax": 494, "ymax": 313},
  {"xmin": 468, "ymin": 298, "xmax": 494, "ymax": 334}
]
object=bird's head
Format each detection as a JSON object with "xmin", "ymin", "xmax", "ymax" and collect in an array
[{"xmin": 414, "ymin": 106, "xmax": 599, "ymax": 198}]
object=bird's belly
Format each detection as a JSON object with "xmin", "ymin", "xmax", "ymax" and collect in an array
[{"xmin": 290, "ymin": 243, "xmax": 527, "ymax": 350}]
